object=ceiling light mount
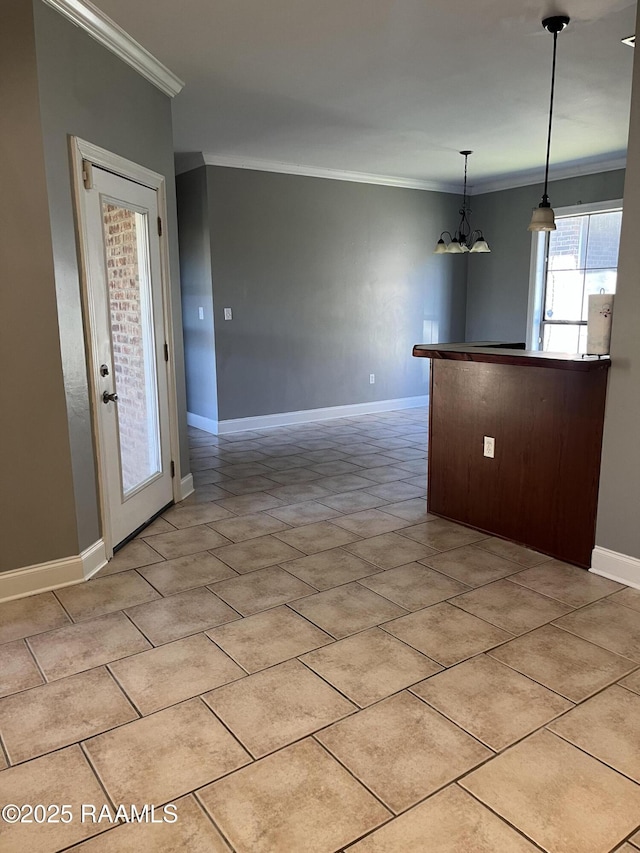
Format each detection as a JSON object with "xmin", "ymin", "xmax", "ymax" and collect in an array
[
  {"xmin": 434, "ymin": 151, "xmax": 491, "ymax": 254},
  {"xmin": 529, "ymin": 14, "xmax": 570, "ymax": 232},
  {"xmin": 542, "ymin": 15, "xmax": 570, "ymax": 35}
]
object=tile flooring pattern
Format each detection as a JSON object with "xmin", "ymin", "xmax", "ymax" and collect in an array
[{"xmin": 1, "ymin": 408, "xmax": 640, "ymax": 851}]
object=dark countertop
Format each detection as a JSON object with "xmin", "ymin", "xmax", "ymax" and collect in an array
[{"xmin": 412, "ymin": 341, "xmax": 611, "ymax": 372}]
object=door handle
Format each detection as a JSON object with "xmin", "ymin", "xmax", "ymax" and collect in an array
[{"xmin": 102, "ymin": 391, "xmax": 118, "ymax": 404}]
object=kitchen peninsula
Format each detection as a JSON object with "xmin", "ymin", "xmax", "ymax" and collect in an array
[{"xmin": 412, "ymin": 342, "xmax": 610, "ymax": 568}]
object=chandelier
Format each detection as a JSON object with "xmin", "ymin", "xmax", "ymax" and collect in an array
[{"xmin": 434, "ymin": 151, "xmax": 490, "ymax": 254}]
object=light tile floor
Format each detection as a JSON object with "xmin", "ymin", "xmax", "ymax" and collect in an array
[{"xmin": 1, "ymin": 408, "xmax": 640, "ymax": 851}]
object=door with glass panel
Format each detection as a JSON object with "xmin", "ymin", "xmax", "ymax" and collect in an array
[{"xmin": 84, "ymin": 166, "xmax": 173, "ymax": 548}]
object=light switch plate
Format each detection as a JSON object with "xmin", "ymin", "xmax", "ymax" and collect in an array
[{"xmin": 223, "ymin": 308, "xmax": 233, "ymax": 320}]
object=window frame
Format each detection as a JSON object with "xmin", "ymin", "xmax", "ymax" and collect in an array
[{"xmin": 526, "ymin": 198, "xmax": 623, "ymax": 351}]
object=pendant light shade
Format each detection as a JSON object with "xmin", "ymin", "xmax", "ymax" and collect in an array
[
  {"xmin": 434, "ymin": 151, "xmax": 490, "ymax": 254},
  {"xmin": 528, "ymin": 15, "xmax": 570, "ymax": 232},
  {"xmin": 470, "ymin": 236, "xmax": 491, "ymax": 253},
  {"xmin": 528, "ymin": 204, "xmax": 556, "ymax": 232}
]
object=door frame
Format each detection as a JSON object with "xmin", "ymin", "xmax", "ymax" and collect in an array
[{"xmin": 70, "ymin": 136, "xmax": 182, "ymax": 557}]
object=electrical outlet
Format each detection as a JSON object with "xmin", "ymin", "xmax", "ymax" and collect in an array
[
  {"xmin": 483, "ymin": 436, "xmax": 495, "ymax": 458},
  {"xmin": 198, "ymin": 307, "xmax": 204, "ymax": 320},
  {"xmin": 223, "ymin": 308, "xmax": 233, "ymax": 320},
  {"xmin": 369, "ymin": 374, "xmax": 375, "ymax": 384}
]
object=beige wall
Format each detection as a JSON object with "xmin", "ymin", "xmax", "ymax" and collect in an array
[
  {"xmin": 595, "ymin": 4, "xmax": 640, "ymax": 561},
  {"xmin": 33, "ymin": 0, "xmax": 189, "ymax": 553},
  {"xmin": 0, "ymin": 0, "xmax": 188, "ymax": 575},
  {"xmin": 0, "ymin": 0, "xmax": 78, "ymax": 571}
]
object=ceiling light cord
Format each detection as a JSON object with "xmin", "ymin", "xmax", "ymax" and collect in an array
[
  {"xmin": 462, "ymin": 152, "xmax": 469, "ymax": 215},
  {"xmin": 528, "ymin": 14, "xmax": 570, "ymax": 233},
  {"xmin": 458, "ymin": 153, "xmax": 471, "ymax": 242},
  {"xmin": 543, "ymin": 29, "xmax": 559, "ymax": 205}
]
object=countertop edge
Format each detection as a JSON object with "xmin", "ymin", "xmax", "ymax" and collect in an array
[{"xmin": 412, "ymin": 342, "xmax": 611, "ymax": 371}]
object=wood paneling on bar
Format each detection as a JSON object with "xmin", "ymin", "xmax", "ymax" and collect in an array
[{"xmin": 413, "ymin": 344, "xmax": 609, "ymax": 568}]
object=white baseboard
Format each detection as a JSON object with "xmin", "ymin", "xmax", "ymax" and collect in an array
[
  {"xmin": 180, "ymin": 473, "xmax": 195, "ymax": 501},
  {"xmin": 216, "ymin": 396, "xmax": 430, "ymax": 434},
  {"xmin": 0, "ymin": 539, "xmax": 108, "ymax": 603},
  {"xmin": 81, "ymin": 539, "xmax": 108, "ymax": 580},
  {"xmin": 187, "ymin": 411, "xmax": 219, "ymax": 435},
  {"xmin": 591, "ymin": 546, "xmax": 640, "ymax": 590}
]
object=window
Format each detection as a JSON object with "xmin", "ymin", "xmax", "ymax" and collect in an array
[{"xmin": 527, "ymin": 201, "xmax": 623, "ymax": 352}]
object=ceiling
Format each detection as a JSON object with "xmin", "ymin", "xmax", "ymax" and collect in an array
[{"xmin": 95, "ymin": 0, "xmax": 637, "ymax": 191}]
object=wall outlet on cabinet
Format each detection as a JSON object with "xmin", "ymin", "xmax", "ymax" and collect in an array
[
  {"xmin": 483, "ymin": 436, "xmax": 495, "ymax": 458},
  {"xmin": 369, "ymin": 374, "xmax": 375, "ymax": 384}
]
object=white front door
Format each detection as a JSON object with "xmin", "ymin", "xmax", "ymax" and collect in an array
[{"xmin": 84, "ymin": 166, "xmax": 173, "ymax": 547}]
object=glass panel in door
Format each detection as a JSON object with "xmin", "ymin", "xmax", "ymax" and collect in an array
[{"xmin": 102, "ymin": 202, "xmax": 161, "ymax": 496}]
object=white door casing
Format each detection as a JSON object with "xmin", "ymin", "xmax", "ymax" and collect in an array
[{"xmin": 71, "ymin": 138, "xmax": 181, "ymax": 555}]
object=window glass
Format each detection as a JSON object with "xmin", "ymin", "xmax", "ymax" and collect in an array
[
  {"xmin": 543, "ymin": 323, "xmax": 580, "ymax": 354},
  {"xmin": 547, "ymin": 216, "xmax": 588, "ymax": 271},
  {"xmin": 544, "ymin": 270, "xmax": 585, "ymax": 322},
  {"xmin": 102, "ymin": 202, "xmax": 161, "ymax": 496},
  {"xmin": 585, "ymin": 211, "xmax": 622, "ymax": 269}
]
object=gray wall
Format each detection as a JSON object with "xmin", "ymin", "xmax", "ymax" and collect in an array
[
  {"xmin": 32, "ymin": 0, "xmax": 189, "ymax": 552},
  {"xmin": 0, "ymin": 0, "xmax": 79, "ymax": 571},
  {"xmin": 190, "ymin": 166, "xmax": 467, "ymax": 421},
  {"xmin": 176, "ymin": 167, "xmax": 218, "ymax": 423},
  {"xmin": 465, "ymin": 171, "xmax": 626, "ymax": 342},
  {"xmin": 596, "ymin": 4, "xmax": 640, "ymax": 560}
]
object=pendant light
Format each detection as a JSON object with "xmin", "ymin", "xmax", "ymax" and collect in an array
[
  {"xmin": 434, "ymin": 151, "xmax": 490, "ymax": 254},
  {"xmin": 528, "ymin": 15, "xmax": 570, "ymax": 232}
]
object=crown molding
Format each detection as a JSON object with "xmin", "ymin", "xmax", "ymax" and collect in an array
[
  {"xmin": 472, "ymin": 155, "xmax": 627, "ymax": 195},
  {"xmin": 196, "ymin": 153, "xmax": 461, "ymax": 193},
  {"xmin": 177, "ymin": 151, "xmax": 627, "ymax": 195},
  {"xmin": 41, "ymin": 0, "xmax": 184, "ymax": 97}
]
